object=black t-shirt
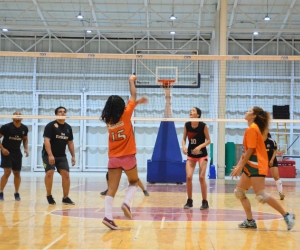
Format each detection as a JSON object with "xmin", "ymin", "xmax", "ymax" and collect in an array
[
  {"xmin": 264, "ymin": 137, "xmax": 278, "ymax": 165},
  {"xmin": 42, "ymin": 120, "xmax": 73, "ymax": 157},
  {"xmin": 0, "ymin": 122, "xmax": 28, "ymax": 153},
  {"xmin": 185, "ymin": 122, "xmax": 208, "ymax": 158}
]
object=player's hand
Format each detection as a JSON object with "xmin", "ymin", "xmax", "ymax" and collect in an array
[
  {"xmin": 269, "ymin": 160, "xmax": 273, "ymax": 167},
  {"xmin": 24, "ymin": 149, "xmax": 29, "ymax": 157},
  {"xmin": 136, "ymin": 97, "xmax": 148, "ymax": 105},
  {"xmin": 48, "ymin": 155, "xmax": 55, "ymax": 165},
  {"xmin": 230, "ymin": 165, "xmax": 243, "ymax": 179},
  {"xmin": 71, "ymin": 156, "xmax": 76, "ymax": 166},
  {"xmin": 182, "ymin": 146, "xmax": 187, "ymax": 155},
  {"xmin": 1, "ymin": 148, "xmax": 10, "ymax": 156},
  {"xmin": 129, "ymin": 74, "xmax": 137, "ymax": 81},
  {"xmin": 192, "ymin": 146, "xmax": 201, "ymax": 155}
]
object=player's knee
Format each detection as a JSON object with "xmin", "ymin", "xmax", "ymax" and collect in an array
[
  {"xmin": 45, "ymin": 170, "xmax": 54, "ymax": 178},
  {"xmin": 186, "ymin": 175, "xmax": 193, "ymax": 182},
  {"xmin": 199, "ymin": 175, "xmax": 205, "ymax": 182},
  {"xmin": 234, "ymin": 187, "xmax": 246, "ymax": 200},
  {"xmin": 128, "ymin": 178, "xmax": 139, "ymax": 186},
  {"xmin": 255, "ymin": 190, "xmax": 270, "ymax": 204},
  {"xmin": 61, "ymin": 171, "xmax": 70, "ymax": 180},
  {"xmin": 13, "ymin": 171, "xmax": 21, "ymax": 178}
]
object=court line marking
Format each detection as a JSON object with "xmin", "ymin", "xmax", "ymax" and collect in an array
[
  {"xmin": 70, "ymin": 184, "xmax": 83, "ymax": 189},
  {"xmin": 12, "ymin": 214, "xmax": 36, "ymax": 226},
  {"xmin": 44, "ymin": 208, "xmax": 57, "ymax": 215},
  {"xmin": 42, "ymin": 234, "xmax": 66, "ymax": 250},
  {"xmin": 134, "ymin": 225, "xmax": 142, "ymax": 240},
  {"xmin": 160, "ymin": 216, "xmax": 165, "ymax": 229}
]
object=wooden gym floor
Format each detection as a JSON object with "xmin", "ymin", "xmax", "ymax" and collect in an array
[{"xmin": 0, "ymin": 172, "xmax": 299, "ymax": 250}]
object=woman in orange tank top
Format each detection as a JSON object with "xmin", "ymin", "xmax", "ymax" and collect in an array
[
  {"xmin": 101, "ymin": 75, "xmax": 148, "ymax": 230},
  {"xmin": 230, "ymin": 106, "xmax": 295, "ymax": 230}
]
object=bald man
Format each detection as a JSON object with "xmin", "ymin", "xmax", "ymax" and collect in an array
[{"xmin": 0, "ymin": 111, "xmax": 29, "ymax": 201}]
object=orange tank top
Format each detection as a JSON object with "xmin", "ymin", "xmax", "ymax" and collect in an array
[{"xmin": 107, "ymin": 99, "xmax": 136, "ymax": 158}]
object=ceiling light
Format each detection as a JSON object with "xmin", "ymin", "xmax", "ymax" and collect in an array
[
  {"xmin": 169, "ymin": 14, "xmax": 177, "ymax": 20},
  {"xmin": 264, "ymin": 0, "xmax": 271, "ymax": 21},
  {"xmin": 2, "ymin": 28, "xmax": 8, "ymax": 32},
  {"xmin": 86, "ymin": 30, "xmax": 92, "ymax": 33},
  {"xmin": 77, "ymin": 13, "xmax": 83, "ymax": 19},
  {"xmin": 253, "ymin": 31, "xmax": 259, "ymax": 35},
  {"xmin": 170, "ymin": 31, "xmax": 176, "ymax": 35}
]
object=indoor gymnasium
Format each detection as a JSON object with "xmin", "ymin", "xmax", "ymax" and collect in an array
[{"xmin": 0, "ymin": 0, "xmax": 299, "ymax": 249}]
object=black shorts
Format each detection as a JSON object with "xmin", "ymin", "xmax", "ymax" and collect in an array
[
  {"xmin": 269, "ymin": 158, "xmax": 278, "ymax": 168},
  {"xmin": 1, "ymin": 152, "xmax": 23, "ymax": 171},
  {"xmin": 42, "ymin": 156, "xmax": 69, "ymax": 173}
]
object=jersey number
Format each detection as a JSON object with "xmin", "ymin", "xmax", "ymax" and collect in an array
[
  {"xmin": 111, "ymin": 129, "xmax": 126, "ymax": 141},
  {"xmin": 191, "ymin": 139, "xmax": 197, "ymax": 144}
]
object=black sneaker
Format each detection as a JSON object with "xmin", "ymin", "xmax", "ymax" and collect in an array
[
  {"xmin": 47, "ymin": 195, "xmax": 56, "ymax": 205},
  {"xmin": 62, "ymin": 197, "xmax": 75, "ymax": 205},
  {"xmin": 0, "ymin": 192, "xmax": 4, "ymax": 201},
  {"xmin": 200, "ymin": 200, "xmax": 209, "ymax": 210},
  {"xmin": 100, "ymin": 189, "xmax": 108, "ymax": 196},
  {"xmin": 14, "ymin": 192, "xmax": 21, "ymax": 201},
  {"xmin": 184, "ymin": 198, "xmax": 193, "ymax": 209},
  {"xmin": 143, "ymin": 190, "xmax": 150, "ymax": 196}
]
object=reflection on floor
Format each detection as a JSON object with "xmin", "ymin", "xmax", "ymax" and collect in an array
[{"xmin": 0, "ymin": 172, "xmax": 299, "ymax": 249}]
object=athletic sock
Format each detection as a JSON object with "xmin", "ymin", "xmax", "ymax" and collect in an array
[
  {"xmin": 105, "ymin": 196, "xmax": 114, "ymax": 220},
  {"xmin": 124, "ymin": 185, "xmax": 137, "ymax": 206},
  {"xmin": 275, "ymin": 179, "xmax": 283, "ymax": 193}
]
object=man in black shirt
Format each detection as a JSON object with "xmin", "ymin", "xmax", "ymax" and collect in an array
[
  {"xmin": 0, "ymin": 111, "xmax": 29, "ymax": 201},
  {"xmin": 42, "ymin": 106, "xmax": 76, "ymax": 205}
]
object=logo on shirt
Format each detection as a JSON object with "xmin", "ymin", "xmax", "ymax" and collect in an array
[
  {"xmin": 108, "ymin": 121, "xmax": 124, "ymax": 129},
  {"xmin": 56, "ymin": 133, "xmax": 68, "ymax": 140},
  {"xmin": 9, "ymin": 135, "xmax": 22, "ymax": 141}
]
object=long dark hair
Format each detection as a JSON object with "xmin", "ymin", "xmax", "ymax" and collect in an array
[
  {"xmin": 101, "ymin": 95, "xmax": 125, "ymax": 124},
  {"xmin": 194, "ymin": 107, "xmax": 202, "ymax": 118},
  {"xmin": 253, "ymin": 106, "xmax": 270, "ymax": 134}
]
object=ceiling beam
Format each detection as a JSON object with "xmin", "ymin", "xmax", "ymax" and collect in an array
[
  {"xmin": 9, "ymin": 5, "xmax": 34, "ymax": 25},
  {"xmin": 2, "ymin": 24, "xmax": 215, "ymax": 32},
  {"xmin": 144, "ymin": 0, "xmax": 150, "ymax": 36},
  {"xmin": 227, "ymin": 0, "xmax": 239, "ymax": 36},
  {"xmin": 197, "ymin": 0, "xmax": 204, "ymax": 37},
  {"xmin": 32, "ymin": 0, "xmax": 51, "ymax": 35},
  {"xmin": 88, "ymin": 0, "xmax": 100, "ymax": 36},
  {"xmin": 276, "ymin": 0, "xmax": 297, "ymax": 37}
]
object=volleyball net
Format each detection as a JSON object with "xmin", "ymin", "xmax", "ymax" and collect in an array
[
  {"xmin": 1, "ymin": 52, "xmax": 299, "ymax": 122},
  {"xmin": 1, "ymin": 52, "xmax": 300, "ymax": 171}
]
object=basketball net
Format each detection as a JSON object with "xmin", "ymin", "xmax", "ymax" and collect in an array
[
  {"xmin": 157, "ymin": 79, "xmax": 176, "ymax": 89},
  {"xmin": 157, "ymin": 79, "xmax": 175, "ymax": 118}
]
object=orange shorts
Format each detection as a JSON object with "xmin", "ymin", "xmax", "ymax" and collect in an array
[
  {"xmin": 108, "ymin": 154, "xmax": 136, "ymax": 171},
  {"xmin": 187, "ymin": 156, "xmax": 208, "ymax": 162}
]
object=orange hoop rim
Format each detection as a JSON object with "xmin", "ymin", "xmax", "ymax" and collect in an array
[{"xmin": 157, "ymin": 79, "xmax": 176, "ymax": 87}]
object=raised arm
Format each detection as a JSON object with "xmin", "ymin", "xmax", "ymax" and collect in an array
[{"xmin": 129, "ymin": 74, "xmax": 137, "ymax": 102}]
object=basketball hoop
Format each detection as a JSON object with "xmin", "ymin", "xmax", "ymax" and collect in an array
[{"xmin": 157, "ymin": 79, "xmax": 176, "ymax": 89}]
